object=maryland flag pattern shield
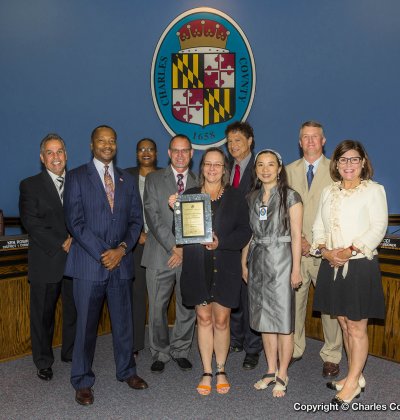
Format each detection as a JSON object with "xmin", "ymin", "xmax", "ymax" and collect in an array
[{"xmin": 172, "ymin": 53, "xmax": 235, "ymax": 127}]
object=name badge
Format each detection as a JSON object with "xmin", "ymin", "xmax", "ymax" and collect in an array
[{"xmin": 259, "ymin": 205, "xmax": 268, "ymax": 221}]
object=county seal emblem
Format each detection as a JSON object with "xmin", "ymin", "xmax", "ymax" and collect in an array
[{"xmin": 151, "ymin": 8, "xmax": 256, "ymax": 149}]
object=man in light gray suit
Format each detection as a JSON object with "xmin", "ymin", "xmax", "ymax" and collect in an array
[
  {"xmin": 142, "ymin": 134, "xmax": 197, "ymax": 373},
  {"xmin": 286, "ymin": 121, "xmax": 343, "ymax": 378}
]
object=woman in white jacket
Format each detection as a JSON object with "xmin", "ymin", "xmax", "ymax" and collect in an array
[{"xmin": 311, "ymin": 140, "xmax": 388, "ymax": 406}]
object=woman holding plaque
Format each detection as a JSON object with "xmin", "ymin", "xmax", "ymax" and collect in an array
[
  {"xmin": 169, "ymin": 147, "xmax": 251, "ymax": 396},
  {"xmin": 311, "ymin": 140, "xmax": 387, "ymax": 406},
  {"xmin": 241, "ymin": 149, "xmax": 303, "ymax": 398}
]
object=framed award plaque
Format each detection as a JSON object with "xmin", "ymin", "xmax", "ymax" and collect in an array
[{"xmin": 174, "ymin": 193, "xmax": 213, "ymax": 245}]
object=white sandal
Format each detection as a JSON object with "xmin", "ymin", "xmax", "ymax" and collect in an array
[
  {"xmin": 254, "ymin": 372, "xmax": 276, "ymax": 390},
  {"xmin": 273, "ymin": 376, "xmax": 288, "ymax": 397}
]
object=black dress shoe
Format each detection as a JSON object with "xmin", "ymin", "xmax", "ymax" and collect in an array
[
  {"xmin": 37, "ymin": 367, "xmax": 53, "ymax": 381},
  {"xmin": 151, "ymin": 360, "xmax": 165, "ymax": 373},
  {"xmin": 61, "ymin": 356, "xmax": 72, "ymax": 363},
  {"xmin": 229, "ymin": 345, "xmax": 243, "ymax": 353},
  {"xmin": 288, "ymin": 356, "xmax": 302, "ymax": 368},
  {"xmin": 242, "ymin": 353, "xmax": 259, "ymax": 370},
  {"xmin": 125, "ymin": 374, "xmax": 148, "ymax": 390},
  {"xmin": 75, "ymin": 388, "xmax": 94, "ymax": 405},
  {"xmin": 172, "ymin": 357, "xmax": 192, "ymax": 371}
]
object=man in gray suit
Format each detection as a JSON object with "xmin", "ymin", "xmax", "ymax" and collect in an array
[
  {"xmin": 286, "ymin": 121, "xmax": 343, "ymax": 378},
  {"xmin": 142, "ymin": 134, "xmax": 197, "ymax": 373}
]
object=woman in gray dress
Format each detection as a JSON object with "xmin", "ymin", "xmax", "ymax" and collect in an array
[{"xmin": 242, "ymin": 149, "xmax": 303, "ymax": 398}]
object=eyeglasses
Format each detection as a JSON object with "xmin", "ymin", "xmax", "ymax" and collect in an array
[
  {"xmin": 138, "ymin": 147, "xmax": 155, "ymax": 153},
  {"xmin": 204, "ymin": 162, "xmax": 224, "ymax": 169},
  {"xmin": 337, "ymin": 156, "xmax": 362, "ymax": 165},
  {"xmin": 170, "ymin": 148, "xmax": 191, "ymax": 155}
]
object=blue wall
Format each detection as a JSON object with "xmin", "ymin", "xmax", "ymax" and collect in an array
[{"xmin": 1, "ymin": 0, "xmax": 399, "ymax": 220}]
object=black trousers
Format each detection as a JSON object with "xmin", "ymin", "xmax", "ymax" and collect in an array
[
  {"xmin": 230, "ymin": 281, "xmax": 263, "ymax": 354},
  {"xmin": 30, "ymin": 277, "xmax": 76, "ymax": 369},
  {"xmin": 132, "ymin": 243, "xmax": 147, "ymax": 352}
]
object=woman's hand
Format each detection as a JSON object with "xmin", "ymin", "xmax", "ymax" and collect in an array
[
  {"xmin": 323, "ymin": 248, "xmax": 349, "ymax": 268},
  {"xmin": 242, "ymin": 264, "xmax": 248, "ymax": 283},
  {"xmin": 168, "ymin": 193, "xmax": 179, "ymax": 209},
  {"xmin": 138, "ymin": 232, "xmax": 147, "ymax": 245},
  {"xmin": 203, "ymin": 232, "xmax": 219, "ymax": 250},
  {"xmin": 291, "ymin": 270, "xmax": 303, "ymax": 289}
]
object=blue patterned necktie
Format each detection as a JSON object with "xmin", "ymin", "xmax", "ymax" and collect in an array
[{"xmin": 307, "ymin": 164, "xmax": 314, "ymax": 189}]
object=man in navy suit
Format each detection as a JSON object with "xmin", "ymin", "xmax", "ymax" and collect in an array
[
  {"xmin": 225, "ymin": 121, "xmax": 263, "ymax": 370},
  {"xmin": 64, "ymin": 125, "xmax": 148, "ymax": 405}
]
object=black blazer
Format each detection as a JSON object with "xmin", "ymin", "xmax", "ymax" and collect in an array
[
  {"xmin": 180, "ymin": 186, "xmax": 252, "ymax": 308},
  {"xmin": 124, "ymin": 166, "xmax": 162, "ymax": 194},
  {"xmin": 19, "ymin": 170, "xmax": 68, "ymax": 284}
]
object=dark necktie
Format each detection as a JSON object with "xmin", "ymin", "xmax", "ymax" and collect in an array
[
  {"xmin": 177, "ymin": 174, "xmax": 184, "ymax": 195},
  {"xmin": 104, "ymin": 165, "xmax": 115, "ymax": 211},
  {"xmin": 56, "ymin": 176, "xmax": 64, "ymax": 202},
  {"xmin": 232, "ymin": 164, "xmax": 240, "ymax": 188},
  {"xmin": 307, "ymin": 164, "xmax": 314, "ymax": 189}
]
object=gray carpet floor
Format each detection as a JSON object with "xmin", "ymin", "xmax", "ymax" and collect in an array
[{"xmin": 1, "ymin": 329, "xmax": 399, "ymax": 420}]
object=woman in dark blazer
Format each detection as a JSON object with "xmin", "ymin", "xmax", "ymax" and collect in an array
[
  {"xmin": 169, "ymin": 147, "xmax": 251, "ymax": 396},
  {"xmin": 125, "ymin": 138, "xmax": 159, "ymax": 355}
]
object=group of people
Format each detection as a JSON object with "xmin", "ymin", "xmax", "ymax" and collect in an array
[{"xmin": 19, "ymin": 120, "xmax": 388, "ymax": 407}]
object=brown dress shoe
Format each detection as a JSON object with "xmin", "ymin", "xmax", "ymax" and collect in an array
[
  {"xmin": 322, "ymin": 362, "xmax": 340, "ymax": 378},
  {"xmin": 288, "ymin": 356, "xmax": 302, "ymax": 368},
  {"xmin": 126, "ymin": 374, "xmax": 148, "ymax": 390},
  {"xmin": 75, "ymin": 388, "xmax": 94, "ymax": 405}
]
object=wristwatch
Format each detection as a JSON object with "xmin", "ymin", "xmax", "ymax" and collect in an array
[
  {"xmin": 118, "ymin": 242, "xmax": 128, "ymax": 255},
  {"xmin": 350, "ymin": 245, "xmax": 358, "ymax": 256}
]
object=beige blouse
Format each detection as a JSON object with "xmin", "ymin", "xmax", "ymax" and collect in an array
[{"xmin": 312, "ymin": 180, "xmax": 388, "ymax": 277}]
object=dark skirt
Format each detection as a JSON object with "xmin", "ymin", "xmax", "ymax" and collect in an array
[{"xmin": 313, "ymin": 256, "xmax": 385, "ymax": 321}]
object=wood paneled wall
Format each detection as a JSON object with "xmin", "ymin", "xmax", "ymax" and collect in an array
[
  {"xmin": 304, "ymin": 272, "xmax": 400, "ymax": 362},
  {"xmin": 0, "ymin": 252, "xmax": 398, "ymax": 363},
  {"xmin": 0, "ymin": 273, "xmax": 177, "ymax": 362}
]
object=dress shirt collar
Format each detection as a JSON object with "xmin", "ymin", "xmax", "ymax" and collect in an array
[
  {"xmin": 171, "ymin": 166, "xmax": 189, "ymax": 189},
  {"xmin": 93, "ymin": 157, "xmax": 115, "ymax": 184},
  {"xmin": 47, "ymin": 169, "xmax": 66, "ymax": 185},
  {"xmin": 230, "ymin": 152, "xmax": 252, "ymax": 184},
  {"xmin": 303, "ymin": 154, "xmax": 323, "ymax": 174}
]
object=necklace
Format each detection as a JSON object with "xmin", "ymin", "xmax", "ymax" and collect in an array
[
  {"xmin": 341, "ymin": 178, "xmax": 362, "ymax": 190},
  {"xmin": 203, "ymin": 185, "xmax": 224, "ymax": 201}
]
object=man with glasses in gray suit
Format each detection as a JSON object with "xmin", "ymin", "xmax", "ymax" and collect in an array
[{"xmin": 142, "ymin": 134, "xmax": 197, "ymax": 374}]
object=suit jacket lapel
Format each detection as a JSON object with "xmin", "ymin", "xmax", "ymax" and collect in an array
[
  {"xmin": 113, "ymin": 167, "xmax": 125, "ymax": 213},
  {"xmin": 295, "ymin": 160, "xmax": 308, "ymax": 197},
  {"xmin": 186, "ymin": 170, "xmax": 197, "ymax": 190},
  {"xmin": 87, "ymin": 161, "xmax": 112, "ymax": 211},
  {"xmin": 309, "ymin": 155, "xmax": 329, "ymax": 197},
  {"xmin": 164, "ymin": 165, "xmax": 178, "ymax": 193},
  {"xmin": 41, "ymin": 171, "xmax": 63, "ymax": 209}
]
